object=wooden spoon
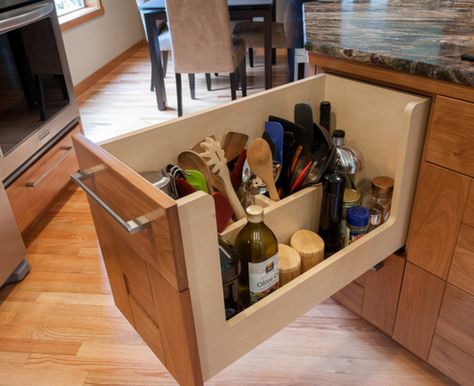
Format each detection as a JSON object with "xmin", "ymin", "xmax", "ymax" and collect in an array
[
  {"xmin": 177, "ymin": 150, "xmax": 214, "ymax": 194},
  {"xmin": 247, "ymin": 138, "xmax": 280, "ymax": 201}
]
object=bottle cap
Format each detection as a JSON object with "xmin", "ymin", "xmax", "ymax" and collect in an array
[
  {"xmin": 343, "ymin": 188, "xmax": 360, "ymax": 204},
  {"xmin": 332, "ymin": 129, "xmax": 345, "ymax": 139},
  {"xmin": 246, "ymin": 205, "xmax": 264, "ymax": 223},
  {"xmin": 324, "ymin": 172, "xmax": 346, "ymax": 196},
  {"xmin": 320, "ymin": 101, "xmax": 331, "ymax": 112},
  {"xmin": 347, "ymin": 206, "xmax": 370, "ymax": 227},
  {"xmin": 372, "ymin": 176, "xmax": 394, "ymax": 195}
]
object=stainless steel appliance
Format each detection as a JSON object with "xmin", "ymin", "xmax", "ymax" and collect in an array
[
  {"xmin": 0, "ymin": 0, "xmax": 79, "ymax": 184},
  {"xmin": 0, "ymin": 167, "xmax": 27, "ymax": 287}
]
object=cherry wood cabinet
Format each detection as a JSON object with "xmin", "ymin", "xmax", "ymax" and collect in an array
[
  {"xmin": 392, "ymin": 262, "xmax": 445, "ymax": 360},
  {"xmin": 309, "ymin": 53, "xmax": 474, "ymax": 384},
  {"xmin": 6, "ymin": 124, "xmax": 81, "ymax": 233},
  {"xmin": 407, "ymin": 163, "xmax": 470, "ymax": 279}
]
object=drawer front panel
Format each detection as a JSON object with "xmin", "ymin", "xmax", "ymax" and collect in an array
[
  {"xmin": 429, "ymin": 335, "xmax": 474, "ymax": 386},
  {"xmin": 425, "ymin": 96, "xmax": 474, "ymax": 177},
  {"xmin": 332, "ymin": 281, "xmax": 364, "ymax": 315},
  {"xmin": 393, "ymin": 262, "xmax": 445, "ymax": 360},
  {"xmin": 361, "ymin": 254, "xmax": 405, "ymax": 335},
  {"xmin": 7, "ymin": 125, "xmax": 80, "ymax": 232},
  {"xmin": 407, "ymin": 163, "xmax": 470, "ymax": 279},
  {"xmin": 435, "ymin": 284, "xmax": 474, "ymax": 357},
  {"xmin": 463, "ymin": 181, "xmax": 474, "ymax": 227},
  {"xmin": 449, "ymin": 224, "xmax": 474, "ymax": 296}
]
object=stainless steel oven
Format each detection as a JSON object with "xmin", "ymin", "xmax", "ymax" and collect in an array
[{"xmin": 0, "ymin": 0, "xmax": 79, "ymax": 184}]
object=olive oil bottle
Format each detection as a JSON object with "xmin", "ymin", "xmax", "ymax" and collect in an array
[{"xmin": 235, "ymin": 205, "xmax": 279, "ymax": 308}]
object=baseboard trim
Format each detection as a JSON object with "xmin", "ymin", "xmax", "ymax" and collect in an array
[{"xmin": 74, "ymin": 39, "xmax": 147, "ymax": 97}]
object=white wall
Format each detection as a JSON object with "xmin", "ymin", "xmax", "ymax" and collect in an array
[{"xmin": 61, "ymin": 0, "xmax": 144, "ymax": 85}]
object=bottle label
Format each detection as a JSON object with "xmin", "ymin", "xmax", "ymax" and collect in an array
[{"xmin": 248, "ymin": 253, "xmax": 279, "ymax": 304}]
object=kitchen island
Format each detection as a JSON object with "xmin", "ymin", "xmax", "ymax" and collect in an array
[{"xmin": 303, "ymin": 1, "xmax": 473, "ymax": 385}]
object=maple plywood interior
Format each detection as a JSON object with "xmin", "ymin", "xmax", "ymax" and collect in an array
[{"xmin": 99, "ymin": 74, "xmax": 430, "ymax": 380}]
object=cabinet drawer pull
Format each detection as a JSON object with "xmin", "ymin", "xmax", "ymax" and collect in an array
[
  {"xmin": 25, "ymin": 146, "xmax": 73, "ymax": 188},
  {"xmin": 71, "ymin": 170, "xmax": 150, "ymax": 235},
  {"xmin": 371, "ymin": 262, "xmax": 385, "ymax": 272}
]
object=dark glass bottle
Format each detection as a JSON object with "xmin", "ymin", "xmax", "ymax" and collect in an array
[
  {"xmin": 235, "ymin": 205, "xmax": 279, "ymax": 308},
  {"xmin": 319, "ymin": 171, "xmax": 346, "ymax": 256},
  {"xmin": 218, "ymin": 237, "xmax": 241, "ymax": 319},
  {"xmin": 319, "ymin": 101, "xmax": 331, "ymax": 131}
]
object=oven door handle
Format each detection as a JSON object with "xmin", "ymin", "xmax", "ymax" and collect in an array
[{"xmin": 0, "ymin": 2, "xmax": 54, "ymax": 34}]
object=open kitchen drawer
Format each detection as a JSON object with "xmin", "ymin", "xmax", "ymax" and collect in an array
[{"xmin": 72, "ymin": 74, "xmax": 430, "ymax": 385}]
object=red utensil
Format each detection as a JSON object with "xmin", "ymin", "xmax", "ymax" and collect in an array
[
  {"xmin": 290, "ymin": 160, "xmax": 313, "ymax": 193},
  {"xmin": 175, "ymin": 178, "xmax": 196, "ymax": 197},
  {"xmin": 213, "ymin": 192, "xmax": 234, "ymax": 232},
  {"xmin": 230, "ymin": 149, "xmax": 247, "ymax": 190}
]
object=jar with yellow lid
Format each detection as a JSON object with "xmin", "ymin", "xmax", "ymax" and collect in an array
[{"xmin": 340, "ymin": 188, "xmax": 361, "ymax": 245}]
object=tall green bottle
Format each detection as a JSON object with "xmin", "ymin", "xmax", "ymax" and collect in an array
[{"xmin": 235, "ymin": 205, "xmax": 279, "ymax": 308}]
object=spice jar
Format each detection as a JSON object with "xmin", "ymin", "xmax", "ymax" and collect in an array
[
  {"xmin": 369, "ymin": 176, "xmax": 394, "ymax": 224},
  {"xmin": 340, "ymin": 188, "xmax": 361, "ymax": 244},
  {"xmin": 345, "ymin": 206, "xmax": 370, "ymax": 246}
]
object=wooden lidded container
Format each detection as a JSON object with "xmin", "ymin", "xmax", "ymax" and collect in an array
[
  {"xmin": 278, "ymin": 244, "xmax": 301, "ymax": 286},
  {"xmin": 290, "ymin": 230, "xmax": 324, "ymax": 272}
]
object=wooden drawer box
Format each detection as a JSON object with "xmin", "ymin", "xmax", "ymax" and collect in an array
[
  {"xmin": 72, "ymin": 75, "xmax": 430, "ymax": 385},
  {"xmin": 425, "ymin": 96, "xmax": 474, "ymax": 177},
  {"xmin": 7, "ymin": 125, "xmax": 81, "ymax": 233}
]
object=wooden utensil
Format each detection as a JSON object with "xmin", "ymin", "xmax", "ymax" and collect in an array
[
  {"xmin": 278, "ymin": 243, "xmax": 301, "ymax": 286},
  {"xmin": 221, "ymin": 131, "xmax": 249, "ymax": 162},
  {"xmin": 290, "ymin": 229, "xmax": 324, "ymax": 272},
  {"xmin": 247, "ymin": 138, "xmax": 280, "ymax": 201},
  {"xmin": 177, "ymin": 150, "xmax": 214, "ymax": 194},
  {"xmin": 200, "ymin": 137, "xmax": 246, "ymax": 219}
]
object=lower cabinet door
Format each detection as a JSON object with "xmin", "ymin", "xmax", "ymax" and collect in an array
[
  {"xmin": 393, "ymin": 262, "xmax": 446, "ymax": 360},
  {"xmin": 361, "ymin": 254, "xmax": 405, "ymax": 335},
  {"xmin": 428, "ymin": 284, "xmax": 474, "ymax": 386},
  {"xmin": 74, "ymin": 74, "xmax": 430, "ymax": 385}
]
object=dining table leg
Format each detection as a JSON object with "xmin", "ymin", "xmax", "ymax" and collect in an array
[
  {"xmin": 144, "ymin": 12, "xmax": 167, "ymax": 111},
  {"xmin": 263, "ymin": 8, "xmax": 273, "ymax": 89}
]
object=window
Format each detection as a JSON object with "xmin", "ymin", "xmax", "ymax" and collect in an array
[
  {"xmin": 55, "ymin": 0, "xmax": 104, "ymax": 32},
  {"xmin": 54, "ymin": 0, "xmax": 85, "ymax": 17}
]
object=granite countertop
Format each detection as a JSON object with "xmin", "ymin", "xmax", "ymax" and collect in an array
[{"xmin": 303, "ymin": 0, "xmax": 474, "ymax": 87}]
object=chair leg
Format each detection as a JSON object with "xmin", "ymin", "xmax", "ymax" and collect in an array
[
  {"xmin": 248, "ymin": 48, "xmax": 254, "ymax": 67},
  {"xmin": 150, "ymin": 69, "xmax": 154, "ymax": 91},
  {"xmin": 175, "ymin": 73, "xmax": 183, "ymax": 117},
  {"xmin": 297, "ymin": 63, "xmax": 305, "ymax": 80},
  {"xmin": 239, "ymin": 58, "xmax": 247, "ymax": 97},
  {"xmin": 287, "ymin": 48, "xmax": 295, "ymax": 83},
  {"xmin": 188, "ymin": 73, "xmax": 196, "ymax": 100},
  {"xmin": 162, "ymin": 51, "xmax": 169, "ymax": 78},
  {"xmin": 229, "ymin": 72, "xmax": 237, "ymax": 100},
  {"xmin": 214, "ymin": 73, "xmax": 219, "ymax": 77},
  {"xmin": 205, "ymin": 73, "xmax": 212, "ymax": 91}
]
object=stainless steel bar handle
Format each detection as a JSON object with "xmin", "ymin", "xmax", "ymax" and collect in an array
[
  {"xmin": 71, "ymin": 171, "xmax": 151, "ymax": 235},
  {"xmin": 26, "ymin": 146, "xmax": 73, "ymax": 188},
  {"xmin": 0, "ymin": 3, "xmax": 54, "ymax": 34}
]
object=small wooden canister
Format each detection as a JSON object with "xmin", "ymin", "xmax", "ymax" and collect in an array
[
  {"xmin": 278, "ymin": 244, "xmax": 301, "ymax": 286},
  {"xmin": 290, "ymin": 230, "xmax": 324, "ymax": 272}
]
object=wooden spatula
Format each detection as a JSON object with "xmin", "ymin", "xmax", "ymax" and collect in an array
[
  {"xmin": 247, "ymin": 138, "xmax": 280, "ymax": 201},
  {"xmin": 200, "ymin": 137, "xmax": 246, "ymax": 219},
  {"xmin": 221, "ymin": 131, "xmax": 249, "ymax": 162}
]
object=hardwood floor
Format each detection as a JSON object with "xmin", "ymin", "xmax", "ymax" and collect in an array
[{"xmin": 0, "ymin": 48, "xmax": 456, "ymax": 385}]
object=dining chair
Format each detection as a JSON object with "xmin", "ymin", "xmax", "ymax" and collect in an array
[
  {"xmin": 233, "ymin": 0, "xmax": 309, "ymax": 83},
  {"xmin": 135, "ymin": 0, "xmax": 171, "ymax": 91},
  {"xmin": 165, "ymin": 0, "xmax": 247, "ymax": 117}
]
